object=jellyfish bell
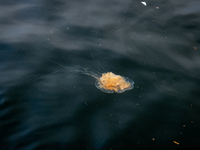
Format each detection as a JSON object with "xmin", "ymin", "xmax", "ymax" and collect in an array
[{"xmin": 94, "ymin": 72, "xmax": 134, "ymax": 93}]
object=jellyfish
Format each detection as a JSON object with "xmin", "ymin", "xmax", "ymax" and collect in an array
[
  {"xmin": 94, "ymin": 72, "xmax": 134, "ymax": 93},
  {"xmin": 77, "ymin": 68, "xmax": 134, "ymax": 93},
  {"xmin": 51, "ymin": 61, "xmax": 134, "ymax": 93}
]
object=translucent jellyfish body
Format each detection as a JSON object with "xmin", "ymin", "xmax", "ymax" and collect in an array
[
  {"xmin": 95, "ymin": 72, "xmax": 134, "ymax": 93},
  {"xmin": 50, "ymin": 61, "xmax": 134, "ymax": 93}
]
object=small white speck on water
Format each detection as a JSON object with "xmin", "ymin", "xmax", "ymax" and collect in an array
[{"xmin": 141, "ymin": 2, "xmax": 147, "ymax": 6}]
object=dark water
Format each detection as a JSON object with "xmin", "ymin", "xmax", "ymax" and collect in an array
[{"xmin": 1, "ymin": 0, "xmax": 200, "ymax": 149}]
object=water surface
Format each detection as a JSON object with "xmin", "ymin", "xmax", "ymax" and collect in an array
[{"xmin": 0, "ymin": 0, "xmax": 200, "ymax": 149}]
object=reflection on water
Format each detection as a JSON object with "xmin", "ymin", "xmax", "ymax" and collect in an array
[{"xmin": 0, "ymin": 0, "xmax": 200, "ymax": 149}]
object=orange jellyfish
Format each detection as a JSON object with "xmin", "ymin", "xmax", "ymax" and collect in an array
[
  {"xmin": 95, "ymin": 72, "xmax": 134, "ymax": 93},
  {"xmin": 51, "ymin": 61, "xmax": 134, "ymax": 93},
  {"xmin": 83, "ymin": 70, "xmax": 134, "ymax": 93}
]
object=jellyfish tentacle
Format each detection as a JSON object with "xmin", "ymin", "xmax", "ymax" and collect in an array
[{"xmin": 90, "ymin": 52, "xmax": 106, "ymax": 72}]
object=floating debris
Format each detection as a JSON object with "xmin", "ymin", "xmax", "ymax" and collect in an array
[
  {"xmin": 193, "ymin": 47, "xmax": 197, "ymax": 50},
  {"xmin": 173, "ymin": 141, "xmax": 179, "ymax": 145},
  {"xmin": 141, "ymin": 2, "xmax": 147, "ymax": 6}
]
